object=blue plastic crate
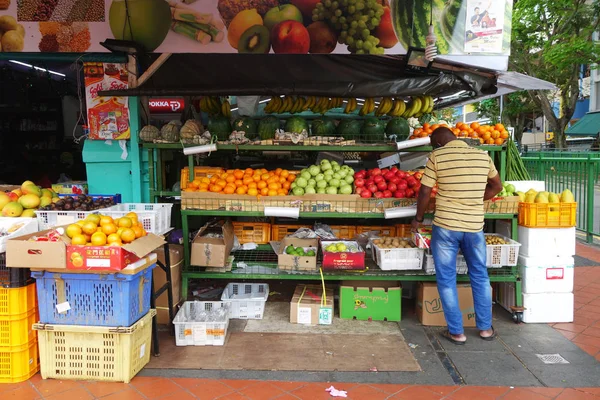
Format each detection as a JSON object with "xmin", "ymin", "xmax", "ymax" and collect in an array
[
  {"xmin": 58, "ymin": 193, "xmax": 122, "ymax": 203},
  {"xmin": 31, "ymin": 264, "xmax": 155, "ymax": 327}
]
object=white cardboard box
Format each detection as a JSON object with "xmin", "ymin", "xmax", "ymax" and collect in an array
[
  {"xmin": 523, "ymin": 292, "xmax": 574, "ymax": 323},
  {"xmin": 519, "ymin": 255, "xmax": 574, "ymax": 294},
  {"xmin": 518, "ymin": 226, "xmax": 576, "ymax": 258},
  {"xmin": 505, "ymin": 180, "xmax": 545, "ymax": 192}
]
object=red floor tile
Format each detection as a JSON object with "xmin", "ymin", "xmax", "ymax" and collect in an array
[
  {"xmin": 553, "ymin": 323, "xmax": 588, "ymax": 333},
  {"xmin": 502, "ymin": 388, "xmax": 555, "ymax": 400},
  {"xmin": 572, "ymin": 333, "xmax": 600, "ymax": 348},
  {"xmin": 237, "ymin": 382, "xmax": 285, "ymax": 400},
  {"xmin": 156, "ymin": 390, "xmax": 199, "ymax": 400},
  {"xmin": 449, "ymin": 386, "xmax": 509, "ymax": 400},
  {"xmin": 574, "ymin": 315, "xmax": 598, "ymax": 327},
  {"xmin": 582, "ymin": 326, "xmax": 600, "ymax": 338},
  {"xmin": 556, "ymin": 329, "xmax": 578, "ymax": 340},
  {"xmin": 2, "ymin": 384, "xmax": 43, "ymax": 400},
  {"xmin": 43, "ymin": 387, "xmax": 94, "ymax": 400},
  {"xmin": 171, "ymin": 378, "xmax": 217, "ymax": 390},
  {"xmin": 556, "ymin": 388, "xmax": 600, "ymax": 399},
  {"xmin": 0, "ymin": 382, "xmax": 29, "ymax": 395},
  {"xmin": 130, "ymin": 377, "xmax": 183, "ymax": 399},
  {"xmin": 344, "ymin": 384, "xmax": 389, "ymax": 400},
  {"xmin": 268, "ymin": 381, "xmax": 306, "ymax": 393},
  {"xmin": 220, "ymin": 380, "xmax": 261, "ymax": 390},
  {"xmin": 521, "ymin": 387, "xmax": 565, "ymax": 398},
  {"xmin": 370, "ymin": 384, "xmax": 410, "ymax": 395},
  {"xmin": 187, "ymin": 381, "xmax": 235, "ymax": 400},
  {"xmin": 100, "ymin": 388, "xmax": 146, "ymax": 400},
  {"xmin": 84, "ymin": 381, "xmax": 130, "ymax": 398},
  {"xmin": 30, "ymin": 379, "xmax": 83, "ymax": 397},
  {"xmin": 218, "ymin": 394, "xmax": 251, "ymax": 400},
  {"xmin": 389, "ymin": 386, "xmax": 444, "ymax": 399},
  {"xmin": 575, "ymin": 342, "xmax": 600, "ymax": 356},
  {"xmin": 289, "ymin": 383, "xmax": 338, "ymax": 400}
]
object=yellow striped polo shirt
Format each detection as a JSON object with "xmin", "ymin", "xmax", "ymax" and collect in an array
[{"xmin": 420, "ymin": 140, "xmax": 498, "ymax": 232}]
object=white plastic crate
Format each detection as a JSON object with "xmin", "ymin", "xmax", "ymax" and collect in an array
[
  {"xmin": 519, "ymin": 255, "xmax": 574, "ymax": 294},
  {"xmin": 173, "ymin": 301, "xmax": 229, "ymax": 346},
  {"xmin": 424, "ymin": 254, "xmax": 468, "ymax": 275},
  {"xmin": 517, "ymin": 226, "xmax": 576, "ymax": 258},
  {"xmin": 221, "ymin": 283, "xmax": 269, "ymax": 319},
  {"xmin": 369, "ymin": 239, "xmax": 424, "ymax": 271},
  {"xmin": 485, "ymin": 234, "xmax": 521, "ymax": 267},
  {"xmin": 36, "ymin": 209, "xmax": 106, "ymax": 231},
  {"xmin": 0, "ymin": 217, "xmax": 38, "ymax": 253},
  {"xmin": 102, "ymin": 203, "xmax": 173, "ymax": 235}
]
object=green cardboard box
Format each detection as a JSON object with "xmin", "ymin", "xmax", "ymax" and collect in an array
[{"xmin": 339, "ymin": 281, "xmax": 402, "ymax": 321}]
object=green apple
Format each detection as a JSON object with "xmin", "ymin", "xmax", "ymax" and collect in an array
[
  {"xmin": 326, "ymin": 187, "xmax": 338, "ymax": 194},
  {"xmin": 305, "ymin": 186, "xmax": 316, "ymax": 194},
  {"xmin": 339, "ymin": 184, "xmax": 352, "ymax": 194},
  {"xmin": 316, "ymin": 180, "xmax": 327, "ymax": 189},
  {"xmin": 329, "ymin": 178, "xmax": 340, "ymax": 188},
  {"xmin": 109, "ymin": 0, "xmax": 171, "ymax": 52},
  {"xmin": 296, "ymin": 177, "xmax": 308, "ymax": 188},
  {"xmin": 300, "ymin": 171, "xmax": 311, "ymax": 180},
  {"xmin": 344, "ymin": 175, "xmax": 354, "ymax": 184},
  {"xmin": 308, "ymin": 165, "xmax": 321, "ymax": 176},
  {"xmin": 264, "ymin": 4, "xmax": 304, "ymax": 32},
  {"xmin": 336, "ymin": 243, "xmax": 347, "ymax": 252},
  {"xmin": 292, "ymin": 186, "xmax": 305, "ymax": 196},
  {"xmin": 315, "ymin": 173, "xmax": 325, "ymax": 182},
  {"xmin": 308, "ymin": 179, "xmax": 316, "ymax": 187},
  {"xmin": 316, "ymin": 188, "xmax": 326, "ymax": 194}
]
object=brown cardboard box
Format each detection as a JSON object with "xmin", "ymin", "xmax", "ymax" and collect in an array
[
  {"xmin": 277, "ymin": 237, "xmax": 318, "ymax": 271},
  {"xmin": 290, "ymin": 284, "xmax": 334, "ymax": 325},
  {"xmin": 153, "ymin": 244, "xmax": 184, "ymax": 324},
  {"xmin": 6, "ymin": 229, "xmax": 67, "ymax": 269},
  {"xmin": 190, "ymin": 221, "xmax": 234, "ymax": 267},
  {"xmin": 416, "ymin": 282, "xmax": 492, "ymax": 327}
]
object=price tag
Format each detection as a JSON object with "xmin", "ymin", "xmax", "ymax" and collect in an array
[
  {"xmin": 319, "ymin": 307, "xmax": 332, "ymax": 325},
  {"xmin": 193, "ymin": 326, "xmax": 207, "ymax": 344},
  {"xmin": 546, "ymin": 268, "xmax": 564, "ymax": 280},
  {"xmin": 297, "ymin": 307, "xmax": 312, "ymax": 324},
  {"xmin": 139, "ymin": 343, "xmax": 146, "ymax": 359},
  {"xmin": 55, "ymin": 301, "xmax": 71, "ymax": 314}
]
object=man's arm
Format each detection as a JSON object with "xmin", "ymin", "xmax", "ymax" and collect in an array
[
  {"xmin": 484, "ymin": 173, "xmax": 502, "ymax": 201},
  {"xmin": 412, "ymin": 155, "xmax": 436, "ymax": 231},
  {"xmin": 415, "ymin": 184, "xmax": 433, "ymax": 222}
]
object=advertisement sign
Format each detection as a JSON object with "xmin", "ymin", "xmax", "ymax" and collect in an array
[
  {"xmin": 84, "ymin": 62, "xmax": 130, "ymax": 140},
  {"xmin": 0, "ymin": 0, "xmax": 511, "ymax": 58},
  {"xmin": 149, "ymin": 98, "xmax": 185, "ymax": 113}
]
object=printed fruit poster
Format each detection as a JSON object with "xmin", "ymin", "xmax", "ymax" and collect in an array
[
  {"xmin": 84, "ymin": 62, "xmax": 130, "ymax": 140},
  {"xmin": 0, "ymin": 0, "xmax": 511, "ymax": 56}
]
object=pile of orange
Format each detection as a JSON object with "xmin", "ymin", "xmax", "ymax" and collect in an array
[
  {"xmin": 183, "ymin": 168, "xmax": 296, "ymax": 196},
  {"xmin": 65, "ymin": 212, "xmax": 147, "ymax": 247},
  {"xmin": 409, "ymin": 122, "xmax": 510, "ymax": 145}
]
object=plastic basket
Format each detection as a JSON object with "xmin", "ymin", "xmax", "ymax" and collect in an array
[
  {"xmin": 34, "ymin": 310, "xmax": 155, "ymax": 383},
  {"xmin": 58, "ymin": 193, "xmax": 122, "ymax": 204},
  {"xmin": 485, "ymin": 234, "xmax": 521, "ymax": 267},
  {"xmin": 0, "ymin": 339, "xmax": 39, "ymax": 383},
  {"xmin": 395, "ymin": 224, "xmax": 411, "ymax": 238},
  {"xmin": 0, "ymin": 309, "xmax": 37, "ymax": 347},
  {"xmin": 232, "ymin": 222, "xmax": 271, "ymax": 244},
  {"xmin": 0, "ymin": 253, "xmax": 33, "ymax": 289},
  {"xmin": 173, "ymin": 301, "xmax": 229, "ymax": 346},
  {"xmin": 484, "ymin": 196, "xmax": 520, "ymax": 214},
  {"xmin": 180, "ymin": 167, "xmax": 224, "ymax": 189},
  {"xmin": 424, "ymin": 254, "xmax": 468, "ymax": 275},
  {"xmin": 370, "ymin": 239, "xmax": 424, "ymax": 271},
  {"xmin": 0, "ymin": 282, "xmax": 36, "ymax": 317},
  {"xmin": 356, "ymin": 226, "xmax": 396, "ymax": 237},
  {"xmin": 272, "ymin": 224, "xmax": 309, "ymax": 241},
  {"xmin": 221, "ymin": 283, "xmax": 269, "ymax": 319},
  {"xmin": 32, "ymin": 264, "xmax": 155, "ymax": 326},
  {"xmin": 518, "ymin": 202, "xmax": 577, "ymax": 228},
  {"xmin": 102, "ymin": 203, "xmax": 173, "ymax": 235},
  {"xmin": 36, "ymin": 209, "xmax": 107, "ymax": 231}
]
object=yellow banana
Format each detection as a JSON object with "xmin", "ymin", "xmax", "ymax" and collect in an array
[
  {"xmin": 368, "ymin": 98, "xmax": 376, "ymax": 114},
  {"xmin": 221, "ymin": 100, "xmax": 231, "ymax": 117}
]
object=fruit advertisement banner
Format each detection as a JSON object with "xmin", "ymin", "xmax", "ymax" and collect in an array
[
  {"xmin": 0, "ymin": 0, "xmax": 511, "ymax": 56},
  {"xmin": 83, "ymin": 62, "xmax": 130, "ymax": 140}
]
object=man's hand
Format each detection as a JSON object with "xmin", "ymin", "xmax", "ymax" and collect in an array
[{"xmin": 411, "ymin": 218, "xmax": 422, "ymax": 233}]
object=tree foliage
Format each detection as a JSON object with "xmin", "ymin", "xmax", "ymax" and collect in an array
[
  {"xmin": 510, "ymin": 0, "xmax": 600, "ymax": 147},
  {"xmin": 474, "ymin": 92, "xmax": 537, "ymax": 143}
]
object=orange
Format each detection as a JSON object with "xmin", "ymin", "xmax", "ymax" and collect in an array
[
  {"xmin": 198, "ymin": 188, "xmax": 208, "ymax": 192},
  {"xmin": 76, "ymin": 220, "xmax": 86, "ymax": 227},
  {"xmin": 223, "ymin": 186, "xmax": 235, "ymax": 194},
  {"xmin": 287, "ymin": 174, "xmax": 295, "ymax": 182},
  {"xmin": 243, "ymin": 177, "xmax": 253, "ymax": 185},
  {"xmin": 275, "ymin": 168, "xmax": 282, "ymax": 175},
  {"xmin": 267, "ymin": 189, "xmax": 278, "ymax": 196},
  {"xmin": 431, "ymin": 124, "xmax": 440, "ymax": 130},
  {"xmin": 479, "ymin": 138, "xmax": 485, "ymax": 144},
  {"xmin": 226, "ymin": 175, "xmax": 236, "ymax": 183},
  {"xmin": 236, "ymin": 187, "xmax": 247, "ymax": 195},
  {"xmin": 132, "ymin": 225, "xmax": 144, "ymax": 239},
  {"xmin": 248, "ymin": 182, "xmax": 257, "ymax": 189},
  {"xmin": 247, "ymin": 188, "xmax": 259, "ymax": 196},
  {"xmin": 120, "ymin": 228, "xmax": 136, "ymax": 244},
  {"xmin": 107, "ymin": 233, "xmax": 121, "ymax": 244},
  {"xmin": 257, "ymin": 181, "xmax": 267, "ymax": 189},
  {"xmin": 125, "ymin": 212, "xmax": 138, "ymax": 224},
  {"xmin": 209, "ymin": 184, "xmax": 222, "ymax": 192},
  {"xmin": 268, "ymin": 182, "xmax": 280, "ymax": 190},
  {"xmin": 234, "ymin": 180, "xmax": 243, "ymax": 187},
  {"xmin": 116, "ymin": 228, "xmax": 125, "ymax": 237},
  {"xmin": 495, "ymin": 138, "xmax": 504, "ymax": 145},
  {"xmin": 96, "ymin": 227, "xmax": 103, "ymax": 233},
  {"xmin": 91, "ymin": 232, "xmax": 107, "ymax": 246},
  {"xmin": 280, "ymin": 170, "xmax": 289, "ymax": 179},
  {"xmin": 233, "ymin": 170, "xmax": 244, "ymax": 179},
  {"xmin": 279, "ymin": 177, "xmax": 287, "ymax": 184},
  {"xmin": 109, "ymin": 241, "xmax": 122, "ymax": 247},
  {"xmin": 84, "ymin": 234, "xmax": 92, "ymax": 242},
  {"xmin": 482, "ymin": 132, "xmax": 491, "ymax": 141},
  {"xmin": 66, "ymin": 224, "xmax": 82, "ymax": 239},
  {"xmin": 210, "ymin": 176, "xmax": 218, "ymax": 184},
  {"xmin": 102, "ymin": 223, "xmax": 118, "ymax": 235},
  {"xmin": 261, "ymin": 173, "xmax": 270, "ymax": 181},
  {"xmin": 82, "ymin": 221, "xmax": 98, "ymax": 235},
  {"xmin": 470, "ymin": 122, "xmax": 480, "ymax": 129},
  {"xmin": 71, "ymin": 234, "xmax": 87, "ymax": 246},
  {"xmin": 245, "ymin": 168, "xmax": 253, "ymax": 175},
  {"xmin": 260, "ymin": 187, "xmax": 269, "ymax": 196},
  {"xmin": 200, "ymin": 177, "xmax": 210, "ymax": 184},
  {"xmin": 99, "ymin": 216, "xmax": 114, "ymax": 226},
  {"xmin": 86, "ymin": 214, "xmax": 101, "ymax": 225},
  {"xmin": 283, "ymin": 181, "xmax": 291, "ymax": 190},
  {"xmin": 491, "ymin": 130, "xmax": 500, "ymax": 139},
  {"xmin": 216, "ymin": 179, "xmax": 227, "ymax": 188},
  {"xmin": 189, "ymin": 181, "xmax": 199, "ymax": 189},
  {"xmin": 118, "ymin": 217, "xmax": 133, "ymax": 228},
  {"xmin": 469, "ymin": 132, "xmax": 479, "ymax": 139},
  {"xmin": 252, "ymin": 175, "xmax": 261, "ymax": 183},
  {"xmin": 423, "ymin": 123, "xmax": 430, "ymax": 130},
  {"xmin": 277, "ymin": 189, "xmax": 287, "ymax": 196},
  {"xmin": 495, "ymin": 123, "xmax": 505, "ymax": 131},
  {"xmin": 486, "ymin": 138, "xmax": 495, "ymax": 145},
  {"xmin": 500, "ymin": 131, "xmax": 509, "ymax": 139},
  {"xmin": 199, "ymin": 183, "xmax": 209, "ymax": 190}
]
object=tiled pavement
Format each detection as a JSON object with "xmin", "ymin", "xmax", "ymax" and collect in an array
[{"xmin": 2, "ymin": 242, "xmax": 599, "ymax": 400}]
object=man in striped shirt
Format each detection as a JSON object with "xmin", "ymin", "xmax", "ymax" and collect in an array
[{"xmin": 412, "ymin": 127, "xmax": 502, "ymax": 345}]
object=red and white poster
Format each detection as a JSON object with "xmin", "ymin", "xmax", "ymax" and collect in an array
[{"xmin": 83, "ymin": 62, "xmax": 130, "ymax": 140}]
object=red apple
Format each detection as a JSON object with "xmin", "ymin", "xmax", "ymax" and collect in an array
[
  {"xmin": 390, "ymin": 166, "xmax": 398, "ymax": 173},
  {"xmin": 367, "ymin": 184, "xmax": 378, "ymax": 193},
  {"xmin": 290, "ymin": 0, "xmax": 321, "ymax": 18},
  {"xmin": 360, "ymin": 190, "xmax": 372, "ymax": 198},
  {"xmin": 383, "ymin": 190, "xmax": 392, "ymax": 198},
  {"xmin": 396, "ymin": 170, "xmax": 407, "ymax": 179},
  {"xmin": 355, "ymin": 178, "xmax": 365, "ymax": 188},
  {"xmin": 355, "ymin": 187, "xmax": 363, "ymax": 195},
  {"xmin": 394, "ymin": 190, "xmax": 406, "ymax": 198},
  {"xmin": 373, "ymin": 175, "xmax": 384, "ymax": 184},
  {"xmin": 374, "ymin": 7, "xmax": 398, "ymax": 49},
  {"xmin": 384, "ymin": 171, "xmax": 396, "ymax": 181},
  {"xmin": 271, "ymin": 21, "xmax": 310, "ymax": 54},
  {"xmin": 387, "ymin": 183, "xmax": 397, "ymax": 192},
  {"xmin": 407, "ymin": 177, "xmax": 417, "ymax": 187},
  {"xmin": 370, "ymin": 168, "xmax": 382, "ymax": 176},
  {"xmin": 414, "ymin": 171, "xmax": 423, "ymax": 180},
  {"xmin": 389, "ymin": 176, "xmax": 400, "ymax": 185},
  {"xmin": 397, "ymin": 181, "xmax": 408, "ymax": 190},
  {"xmin": 365, "ymin": 179, "xmax": 374, "ymax": 187},
  {"xmin": 406, "ymin": 188, "xmax": 415, "ymax": 198},
  {"xmin": 355, "ymin": 170, "xmax": 366, "ymax": 179},
  {"xmin": 374, "ymin": 191, "xmax": 384, "ymax": 199},
  {"xmin": 377, "ymin": 181, "xmax": 387, "ymax": 191}
]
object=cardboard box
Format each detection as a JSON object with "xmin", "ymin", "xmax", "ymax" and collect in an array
[
  {"xmin": 154, "ymin": 245, "xmax": 184, "ymax": 324},
  {"xmin": 290, "ymin": 284, "xmax": 334, "ymax": 325},
  {"xmin": 190, "ymin": 220, "xmax": 234, "ymax": 267},
  {"xmin": 52, "ymin": 181, "xmax": 88, "ymax": 195},
  {"xmin": 66, "ymin": 234, "xmax": 165, "ymax": 271},
  {"xmin": 277, "ymin": 237, "xmax": 318, "ymax": 272},
  {"xmin": 0, "ymin": 185, "xmax": 20, "ymax": 193},
  {"xmin": 340, "ymin": 281, "xmax": 402, "ymax": 321},
  {"xmin": 6, "ymin": 229, "xmax": 67, "ymax": 269},
  {"xmin": 416, "ymin": 282, "xmax": 492, "ymax": 327},
  {"xmin": 321, "ymin": 240, "xmax": 365, "ymax": 270}
]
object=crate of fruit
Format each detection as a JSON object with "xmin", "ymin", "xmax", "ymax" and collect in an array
[
  {"xmin": 0, "ymin": 218, "xmax": 39, "ymax": 254},
  {"xmin": 484, "ymin": 196, "xmax": 520, "ymax": 214},
  {"xmin": 221, "ymin": 283, "xmax": 269, "ymax": 319},
  {"xmin": 518, "ymin": 202, "xmax": 577, "ymax": 228},
  {"xmin": 173, "ymin": 301, "xmax": 229, "ymax": 346},
  {"xmin": 34, "ymin": 310, "xmax": 155, "ymax": 383},
  {"xmin": 485, "ymin": 234, "xmax": 521, "ymax": 267},
  {"xmin": 424, "ymin": 254, "xmax": 468, "ymax": 275},
  {"xmin": 232, "ymin": 222, "xmax": 271, "ymax": 244},
  {"xmin": 370, "ymin": 237, "xmax": 424, "ymax": 271},
  {"xmin": 102, "ymin": 203, "xmax": 173, "ymax": 235},
  {"xmin": 58, "ymin": 193, "xmax": 122, "ymax": 204},
  {"xmin": 321, "ymin": 241, "xmax": 365, "ymax": 270}
]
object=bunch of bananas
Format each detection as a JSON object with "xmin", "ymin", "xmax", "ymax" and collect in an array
[
  {"xmin": 343, "ymin": 98, "xmax": 358, "ymax": 114},
  {"xmin": 199, "ymin": 97, "xmax": 223, "ymax": 116},
  {"xmin": 402, "ymin": 96, "xmax": 434, "ymax": 118},
  {"xmin": 264, "ymin": 96, "xmax": 346, "ymax": 114},
  {"xmin": 221, "ymin": 100, "xmax": 231, "ymax": 118},
  {"xmin": 359, "ymin": 98, "xmax": 376, "ymax": 116}
]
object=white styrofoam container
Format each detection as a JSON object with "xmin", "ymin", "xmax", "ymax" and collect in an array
[
  {"xmin": 221, "ymin": 283, "xmax": 269, "ymax": 319},
  {"xmin": 517, "ymin": 226, "xmax": 576, "ymax": 258},
  {"xmin": 505, "ymin": 180, "xmax": 545, "ymax": 192},
  {"xmin": 0, "ymin": 217, "xmax": 39, "ymax": 253},
  {"xmin": 485, "ymin": 234, "xmax": 521, "ymax": 267},
  {"xmin": 523, "ymin": 292, "xmax": 574, "ymax": 323},
  {"xmin": 519, "ymin": 255, "xmax": 574, "ymax": 294},
  {"xmin": 173, "ymin": 301, "xmax": 229, "ymax": 346}
]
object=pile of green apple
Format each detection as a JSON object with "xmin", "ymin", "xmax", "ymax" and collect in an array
[
  {"xmin": 323, "ymin": 241, "xmax": 360, "ymax": 253},
  {"xmin": 290, "ymin": 159, "xmax": 355, "ymax": 196},
  {"xmin": 285, "ymin": 245, "xmax": 316, "ymax": 257}
]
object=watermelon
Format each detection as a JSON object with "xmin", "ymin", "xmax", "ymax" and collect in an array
[
  {"xmin": 336, "ymin": 119, "xmax": 363, "ymax": 139},
  {"xmin": 284, "ymin": 116, "xmax": 309, "ymax": 134},
  {"xmin": 386, "ymin": 118, "xmax": 410, "ymax": 141},
  {"xmin": 232, "ymin": 117, "xmax": 257, "ymax": 135},
  {"xmin": 258, "ymin": 116, "xmax": 280, "ymax": 140},
  {"xmin": 207, "ymin": 116, "xmax": 233, "ymax": 141},
  {"xmin": 311, "ymin": 117, "xmax": 336, "ymax": 136},
  {"xmin": 361, "ymin": 117, "xmax": 386, "ymax": 140}
]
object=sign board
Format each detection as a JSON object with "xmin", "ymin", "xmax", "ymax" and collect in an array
[
  {"xmin": 149, "ymin": 98, "xmax": 185, "ymax": 113},
  {"xmin": 0, "ymin": 0, "xmax": 511, "ymax": 68}
]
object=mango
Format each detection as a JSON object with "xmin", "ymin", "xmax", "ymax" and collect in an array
[
  {"xmin": 20, "ymin": 209, "xmax": 36, "ymax": 218},
  {"xmin": 560, "ymin": 189, "xmax": 575, "ymax": 203},
  {"xmin": 0, "ymin": 193, "xmax": 10, "ymax": 210},
  {"xmin": 19, "ymin": 194, "xmax": 41, "ymax": 209},
  {"xmin": 548, "ymin": 193, "xmax": 560, "ymax": 204},
  {"xmin": 21, "ymin": 180, "xmax": 34, "ymax": 190},
  {"xmin": 21, "ymin": 184, "xmax": 41, "ymax": 197},
  {"xmin": 2, "ymin": 201, "xmax": 23, "ymax": 217},
  {"xmin": 534, "ymin": 193, "xmax": 549, "ymax": 203},
  {"xmin": 11, "ymin": 189, "xmax": 22, "ymax": 197},
  {"xmin": 40, "ymin": 196, "xmax": 52, "ymax": 207},
  {"xmin": 515, "ymin": 191, "xmax": 525, "ymax": 202},
  {"xmin": 41, "ymin": 189, "xmax": 53, "ymax": 198}
]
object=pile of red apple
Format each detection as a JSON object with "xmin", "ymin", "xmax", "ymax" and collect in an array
[{"xmin": 353, "ymin": 167, "xmax": 437, "ymax": 199}]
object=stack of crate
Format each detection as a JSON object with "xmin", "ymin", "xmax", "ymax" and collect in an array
[{"xmin": 0, "ymin": 253, "xmax": 39, "ymax": 383}]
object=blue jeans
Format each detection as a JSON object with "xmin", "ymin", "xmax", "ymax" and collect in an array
[{"xmin": 431, "ymin": 224, "xmax": 492, "ymax": 335}]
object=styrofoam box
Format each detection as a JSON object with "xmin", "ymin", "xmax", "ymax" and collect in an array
[
  {"xmin": 519, "ymin": 255, "xmax": 574, "ymax": 294},
  {"xmin": 523, "ymin": 292, "xmax": 573, "ymax": 323},
  {"xmin": 505, "ymin": 180, "xmax": 545, "ymax": 192},
  {"xmin": 518, "ymin": 226, "xmax": 576, "ymax": 258}
]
